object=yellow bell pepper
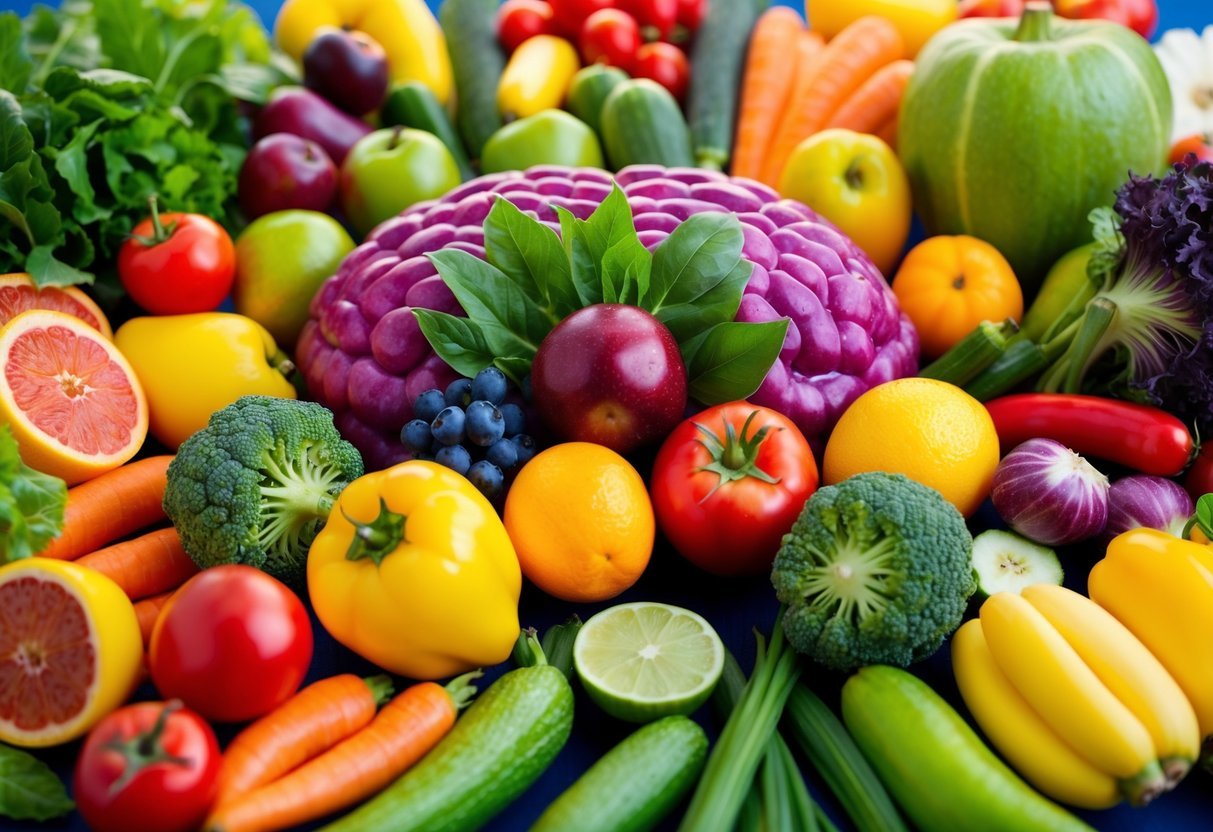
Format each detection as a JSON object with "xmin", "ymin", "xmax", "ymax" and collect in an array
[
  {"xmin": 308, "ymin": 461, "xmax": 522, "ymax": 680},
  {"xmin": 807, "ymin": 0, "xmax": 956, "ymax": 57},
  {"xmin": 114, "ymin": 313, "xmax": 296, "ymax": 450},
  {"xmin": 497, "ymin": 35, "xmax": 581, "ymax": 121}
]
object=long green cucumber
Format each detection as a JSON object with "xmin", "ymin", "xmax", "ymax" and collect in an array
[
  {"xmin": 530, "ymin": 716, "xmax": 708, "ymax": 832},
  {"xmin": 600, "ymin": 79, "xmax": 694, "ymax": 170},
  {"xmin": 841, "ymin": 665, "xmax": 1094, "ymax": 832},
  {"xmin": 439, "ymin": 0, "xmax": 505, "ymax": 159},
  {"xmin": 322, "ymin": 663, "xmax": 573, "ymax": 832},
  {"xmin": 685, "ymin": 0, "xmax": 763, "ymax": 170},
  {"xmin": 380, "ymin": 81, "xmax": 475, "ymax": 181}
]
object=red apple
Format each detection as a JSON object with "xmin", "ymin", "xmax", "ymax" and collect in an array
[
  {"xmin": 530, "ymin": 304, "xmax": 687, "ymax": 453},
  {"xmin": 238, "ymin": 133, "xmax": 338, "ymax": 220},
  {"xmin": 302, "ymin": 28, "xmax": 390, "ymax": 116}
]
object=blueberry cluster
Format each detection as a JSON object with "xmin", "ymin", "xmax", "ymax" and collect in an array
[{"xmin": 401, "ymin": 368, "xmax": 536, "ymax": 499}]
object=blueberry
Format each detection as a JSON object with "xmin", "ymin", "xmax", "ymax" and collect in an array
[
  {"xmin": 444, "ymin": 378, "xmax": 473, "ymax": 407},
  {"xmin": 465, "ymin": 400, "xmax": 505, "ymax": 447},
  {"xmin": 486, "ymin": 437, "xmax": 518, "ymax": 470},
  {"xmin": 413, "ymin": 389, "xmax": 446, "ymax": 423},
  {"xmin": 431, "ymin": 406, "xmax": 466, "ymax": 446},
  {"xmin": 467, "ymin": 460, "xmax": 504, "ymax": 499},
  {"xmin": 511, "ymin": 434, "xmax": 537, "ymax": 466},
  {"xmin": 471, "ymin": 367, "xmax": 508, "ymax": 405},
  {"xmin": 435, "ymin": 444, "xmax": 472, "ymax": 476},
  {"xmin": 400, "ymin": 419, "xmax": 433, "ymax": 453},
  {"xmin": 499, "ymin": 403, "xmax": 526, "ymax": 437}
]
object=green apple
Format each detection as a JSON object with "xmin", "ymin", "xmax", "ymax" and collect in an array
[
  {"xmin": 339, "ymin": 127, "xmax": 462, "ymax": 236},
  {"xmin": 480, "ymin": 109, "xmax": 604, "ymax": 174},
  {"xmin": 232, "ymin": 210, "xmax": 355, "ymax": 348}
]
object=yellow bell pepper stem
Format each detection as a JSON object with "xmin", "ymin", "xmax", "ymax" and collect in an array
[{"xmin": 342, "ymin": 498, "xmax": 407, "ymax": 565}]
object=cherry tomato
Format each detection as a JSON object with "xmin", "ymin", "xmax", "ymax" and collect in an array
[
  {"xmin": 1186, "ymin": 445, "xmax": 1213, "ymax": 502},
  {"xmin": 580, "ymin": 9, "xmax": 642, "ymax": 68},
  {"xmin": 497, "ymin": 0, "xmax": 557, "ymax": 53},
  {"xmin": 549, "ymin": 0, "xmax": 615, "ymax": 37},
  {"xmin": 618, "ymin": 0, "xmax": 677, "ymax": 40},
  {"xmin": 675, "ymin": 0, "xmax": 705, "ymax": 30},
  {"xmin": 74, "ymin": 700, "xmax": 220, "ymax": 832},
  {"xmin": 149, "ymin": 565, "xmax": 313, "ymax": 723},
  {"xmin": 651, "ymin": 402, "xmax": 819, "ymax": 576},
  {"xmin": 1169, "ymin": 134, "xmax": 1213, "ymax": 166},
  {"xmin": 117, "ymin": 199, "xmax": 235, "ymax": 315},
  {"xmin": 632, "ymin": 41, "xmax": 691, "ymax": 101}
]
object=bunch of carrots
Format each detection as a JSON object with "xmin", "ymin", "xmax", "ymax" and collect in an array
[
  {"xmin": 732, "ymin": 9, "xmax": 913, "ymax": 187},
  {"xmin": 37, "ymin": 455, "xmax": 196, "ymax": 645}
]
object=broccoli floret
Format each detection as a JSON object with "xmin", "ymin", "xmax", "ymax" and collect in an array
[
  {"xmin": 164, "ymin": 396, "xmax": 364, "ymax": 587},
  {"xmin": 771, "ymin": 472, "xmax": 975, "ymax": 671}
]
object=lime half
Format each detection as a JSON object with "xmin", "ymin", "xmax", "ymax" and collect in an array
[{"xmin": 574, "ymin": 602, "xmax": 725, "ymax": 723}]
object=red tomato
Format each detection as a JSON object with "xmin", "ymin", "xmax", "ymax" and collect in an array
[
  {"xmin": 580, "ymin": 9, "xmax": 641, "ymax": 68},
  {"xmin": 632, "ymin": 41, "xmax": 690, "ymax": 101},
  {"xmin": 149, "ymin": 565, "xmax": 313, "ymax": 723},
  {"xmin": 497, "ymin": 0, "xmax": 557, "ymax": 53},
  {"xmin": 675, "ymin": 0, "xmax": 705, "ymax": 30},
  {"xmin": 618, "ymin": 0, "xmax": 677, "ymax": 40},
  {"xmin": 117, "ymin": 201, "xmax": 235, "ymax": 315},
  {"xmin": 1186, "ymin": 445, "xmax": 1213, "ymax": 502},
  {"xmin": 651, "ymin": 402, "xmax": 819, "ymax": 576},
  {"xmin": 1169, "ymin": 134, "xmax": 1213, "ymax": 166},
  {"xmin": 549, "ymin": 0, "xmax": 615, "ymax": 36},
  {"xmin": 74, "ymin": 701, "xmax": 220, "ymax": 832}
]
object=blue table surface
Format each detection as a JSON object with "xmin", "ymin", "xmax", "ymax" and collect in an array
[{"xmin": 2, "ymin": 1, "xmax": 1212, "ymax": 830}]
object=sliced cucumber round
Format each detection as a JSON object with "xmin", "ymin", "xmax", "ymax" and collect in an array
[{"xmin": 971, "ymin": 529, "xmax": 1063, "ymax": 597}]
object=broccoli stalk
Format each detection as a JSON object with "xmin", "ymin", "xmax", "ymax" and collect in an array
[{"xmin": 257, "ymin": 439, "xmax": 350, "ymax": 563}]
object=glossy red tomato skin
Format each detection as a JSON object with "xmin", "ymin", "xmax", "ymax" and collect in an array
[
  {"xmin": 149, "ymin": 565, "xmax": 313, "ymax": 723},
  {"xmin": 651, "ymin": 402, "xmax": 819, "ymax": 576},
  {"xmin": 675, "ymin": 0, "xmax": 705, "ymax": 30},
  {"xmin": 1186, "ymin": 445, "xmax": 1213, "ymax": 502},
  {"xmin": 631, "ymin": 41, "xmax": 690, "ymax": 100},
  {"xmin": 549, "ymin": 0, "xmax": 615, "ymax": 36},
  {"xmin": 497, "ymin": 0, "xmax": 557, "ymax": 52},
  {"xmin": 117, "ymin": 212, "xmax": 236, "ymax": 315},
  {"xmin": 619, "ymin": 0, "xmax": 677, "ymax": 39},
  {"xmin": 580, "ymin": 9, "xmax": 642, "ymax": 68},
  {"xmin": 74, "ymin": 701, "xmax": 220, "ymax": 832}
]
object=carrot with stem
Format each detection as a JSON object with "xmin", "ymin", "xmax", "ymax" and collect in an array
[
  {"xmin": 134, "ymin": 590, "xmax": 174, "ymax": 647},
  {"xmin": 759, "ymin": 16, "xmax": 904, "ymax": 187},
  {"xmin": 825, "ymin": 59, "xmax": 915, "ymax": 136},
  {"xmin": 731, "ymin": 8, "xmax": 817, "ymax": 180},
  {"xmin": 75, "ymin": 527, "xmax": 199, "ymax": 600},
  {"xmin": 37, "ymin": 455, "xmax": 173, "ymax": 560},
  {"xmin": 204, "ymin": 672, "xmax": 481, "ymax": 832}
]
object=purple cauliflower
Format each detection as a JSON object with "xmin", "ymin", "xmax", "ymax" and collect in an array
[{"xmin": 297, "ymin": 165, "xmax": 919, "ymax": 470}]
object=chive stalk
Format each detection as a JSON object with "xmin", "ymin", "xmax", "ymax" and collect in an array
[{"xmin": 919, "ymin": 319, "xmax": 1016, "ymax": 386}]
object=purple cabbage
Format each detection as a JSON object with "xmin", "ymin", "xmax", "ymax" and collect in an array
[
  {"xmin": 1103, "ymin": 475, "xmax": 1194, "ymax": 542},
  {"xmin": 296, "ymin": 165, "xmax": 919, "ymax": 469}
]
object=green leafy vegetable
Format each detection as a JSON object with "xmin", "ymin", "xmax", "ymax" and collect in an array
[
  {"xmin": 0, "ymin": 744, "xmax": 74, "ymax": 821},
  {"xmin": 0, "ymin": 425, "xmax": 67, "ymax": 563},
  {"xmin": 1184, "ymin": 493, "xmax": 1213, "ymax": 542}
]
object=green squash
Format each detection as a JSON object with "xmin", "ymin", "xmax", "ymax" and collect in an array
[{"xmin": 899, "ymin": 4, "xmax": 1172, "ymax": 296}]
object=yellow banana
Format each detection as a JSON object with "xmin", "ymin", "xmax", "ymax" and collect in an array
[
  {"xmin": 979, "ymin": 592, "xmax": 1166, "ymax": 802},
  {"xmin": 1022, "ymin": 583, "xmax": 1200, "ymax": 785},
  {"xmin": 497, "ymin": 35, "xmax": 581, "ymax": 121},
  {"xmin": 951, "ymin": 619, "xmax": 1121, "ymax": 810},
  {"xmin": 1089, "ymin": 529, "xmax": 1213, "ymax": 756}
]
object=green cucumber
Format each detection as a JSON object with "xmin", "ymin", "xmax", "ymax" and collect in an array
[
  {"xmin": 322, "ymin": 658, "xmax": 573, "ymax": 832},
  {"xmin": 531, "ymin": 716, "xmax": 708, "ymax": 832},
  {"xmin": 567, "ymin": 64, "xmax": 629, "ymax": 137},
  {"xmin": 380, "ymin": 81, "xmax": 475, "ymax": 182},
  {"xmin": 685, "ymin": 0, "xmax": 763, "ymax": 170},
  {"xmin": 841, "ymin": 666, "xmax": 1094, "ymax": 832},
  {"xmin": 439, "ymin": 0, "xmax": 505, "ymax": 159},
  {"xmin": 600, "ymin": 79, "xmax": 694, "ymax": 170}
]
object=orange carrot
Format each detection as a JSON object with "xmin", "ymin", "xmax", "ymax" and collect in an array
[
  {"xmin": 875, "ymin": 115, "xmax": 900, "ymax": 150},
  {"xmin": 730, "ymin": 9, "xmax": 817, "ymax": 180},
  {"xmin": 213, "ymin": 674, "xmax": 396, "ymax": 807},
  {"xmin": 38, "ymin": 455, "xmax": 174, "ymax": 560},
  {"xmin": 825, "ymin": 59, "xmax": 914, "ymax": 135},
  {"xmin": 204, "ymin": 674, "xmax": 480, "ymax": 832},
  {"xmin": 760, "ymin": 16, "xmax": 904, "ymax": 187},
  {"xmin": 75, "ymin": 527, "xmax": 199, "ymax": 600},
  {"xmin": 134, "ymin": 590, "xmax": 174, "ymax": 647}
]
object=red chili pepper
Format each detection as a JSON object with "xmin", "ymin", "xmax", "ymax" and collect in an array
[{"xmin": 985, "ymin": 393, "xmax": 1194, "ymax": 477}]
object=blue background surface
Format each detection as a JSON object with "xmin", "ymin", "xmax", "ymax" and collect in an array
[{"xmin": 1, "ymin": 1, "xmax": 1211, "ymax": 831}]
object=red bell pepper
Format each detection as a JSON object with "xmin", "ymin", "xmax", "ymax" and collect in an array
[{"xmin": 1053, "ymin": 0, "xmax": 1157, "ymax": 39}]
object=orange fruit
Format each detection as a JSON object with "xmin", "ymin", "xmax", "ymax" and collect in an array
[
  {"xmin": 0, "ymin": 273, "xmax": 112, "ymax": 339},
  {"xmin": 822, "ymin": 377, "xmax": 999, "ymax": 517},
  {"xmin": 0, "ymin": 310, "xmax": 148, "ymax": 485},
  {"xmin": 504, "ymin": 442, "xmax": 655, "ymax": 603},
  {"xmin": 0, "ymin": 558, "xmax": 143, "ymax": 747}
]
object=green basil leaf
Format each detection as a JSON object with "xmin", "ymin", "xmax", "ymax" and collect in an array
[
  {"xmin": 600, "ymin": 235, "xmax": 651, "ymax": 307},
  {"xmin": 0, "ymin": 743, "xmax": 73, "ymax": 821},
  {"xmin": 483, "ymin": 195, "xmax": 575, "ymax": 320},
  {"xmin": 1195, "ymin": 494, "xmax": 1213, "ymax": 541},
  {"xmin": 582, "ymin": 182, "xmax": 637, "ymax": 253},
  {"xmin": 555, "ymin": 204, "xmax": 605, "ymax": 309},
  {"xmin": 412, "ymin": 309, "xmax": 498, "ymax": 380},
  {"xmin": 646, "ymin": 213, "xmax": 750, "ymax": 337},
  {"xmin": 683, "ymin": 318, "xmax": 790, "ymax": 405},
  {"xmin": 494, "ymin": 356, "xmax": 533, "ymax": 388},
  {"xmin": 0, "ymin": 13, "xmax": 32, "ymax": 93},
  {"xmin": 652, "ymin": 256, "xmax": 750, "ymax": 343}
]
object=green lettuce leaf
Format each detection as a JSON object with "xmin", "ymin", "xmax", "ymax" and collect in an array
[
  {"xmin": 0, "ymin": 425, "xmax": 67, "ymax": 563},
  {"xmin": 0, "ymin": 744, "xmax": 74, "ymax": 821}
]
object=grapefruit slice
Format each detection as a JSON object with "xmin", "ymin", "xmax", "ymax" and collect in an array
[
  {"xmin": 0, "ymin": 309, "xmax": 148, "ymax": 485},
  {"xmin": 0, "ymin": 273, "xmax": 112, "ymax": 339},
  {"xmin": 0, "ymin": 558, "xmax": 143, "ymax": 748}
]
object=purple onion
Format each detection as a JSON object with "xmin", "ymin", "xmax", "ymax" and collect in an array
[
  {"xmin": 991, "ymin": 438, "xmax": 1110, "ymax": 546},
  {"xmin": 1104, "ymin": 475, "xmax": 1194, "ymax": 542}
]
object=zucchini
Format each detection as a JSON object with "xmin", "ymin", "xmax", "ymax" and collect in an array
[
  {"xmin": 380, "ymin": 81, "xmax": 475, "ymax": 182},
  {"xmin": 841, "ymin": 665, "xmax": 1094, "ymax": 832},
  {"xmin": 600, "ymin": 79, "xmax": 695, "ymax": 170},
  {"xmin": 685, "ymin": 0, "xmax": 763, "ymax": 170},
  {"xmin": 322, "ymin": 651, "xmax": 574, "ymax": 832},
  {"xmin": 531, "ymin": 716, "xmax": 708, "ymax": 832},
  {"xmin": 439, "ymin": 0, "xmax": 505, "ymax": 158},
  {"xmin": 567, "ymin": 64, "xmax": 629, "ymax": 137}
]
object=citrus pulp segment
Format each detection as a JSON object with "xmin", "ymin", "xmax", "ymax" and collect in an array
[{"xmin": 0, "ymin": 273, "xmax": 112, "ymax": 339}]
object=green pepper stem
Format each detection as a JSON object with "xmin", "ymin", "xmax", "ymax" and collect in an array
[{"xmin": 343, "ymin": 498, "xmax": 407, "ymax": 566}]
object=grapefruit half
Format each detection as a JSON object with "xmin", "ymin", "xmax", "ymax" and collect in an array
[
  {"xmin": 0, "ymin": 273, "xmax": 112, "ymax": 339},
  {"xmin": 0, "ymin": 309, "xmax": 148, "ymax": 485},
  {"xmin": 0, "ymin": 558, "xmax": 143, "ymax": 747}
]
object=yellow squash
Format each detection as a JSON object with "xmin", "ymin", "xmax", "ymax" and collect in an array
[
  {"xmin": 497, "ymin": 35, "xmax": 580, "ymax": 122},
  {"xmin": 308, "ymin": 460, "xmax": 522, "ymax": 680}
]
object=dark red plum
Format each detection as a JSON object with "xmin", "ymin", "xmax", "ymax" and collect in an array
[
  {"xmin": 302, "ymin": 28, "xmax": 390, "ymax": 116},
  {"xmin": 253, "ymin": 86, "xmax": 372, "ymax": 166},
  {"xmin": 238, "ymin": 134, "xmax": 338, "ymax": 220}
]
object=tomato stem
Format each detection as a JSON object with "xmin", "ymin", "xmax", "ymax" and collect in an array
[
  {"xmin": 103, "ymin": 700, "xmax": 194, "ymax": 795},
  {"xmin": 342, "ymin": 498, "xmax": 407, "ymax": 566},
  {"xmin": 694, "ymin": 410, "xmax": 781, "ymax": 501},
  {"xmin": 128, "ymin": 195, "xmax": 179, "ymax": 247}
]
